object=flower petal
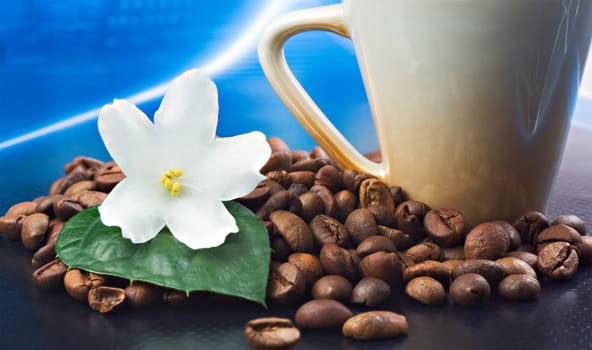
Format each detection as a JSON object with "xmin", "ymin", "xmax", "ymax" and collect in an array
[
  {"xmin": 98, "ymin": 99, "xmax": 157, "ymax": 178},
  {"xmin": 192, "ymin": 131, "xmax": 271, "ymax": 201},
  {"xmin": 154, "ymin": 69, "xmax": 218, "ymax": 148},
  {"xmin": 98, "ymin": 179, "xmax": 166, "ymax": 244},
  {"xmin": 166, "ymin": 196, "xmax": 238, "ymax": 250}
]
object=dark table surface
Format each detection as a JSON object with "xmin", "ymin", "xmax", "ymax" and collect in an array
[{"xmin": 1, "ymin": 126, "xmax": 591, "ymax": 350}]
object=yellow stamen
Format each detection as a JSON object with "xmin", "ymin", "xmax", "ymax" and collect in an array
[
  {"xmin": 171, "ymin": 182, "xmax": 181, "ymax": 196},
  {"xmin": 161, "ymin": 168, "xmax": 183, "ymax": 196}
]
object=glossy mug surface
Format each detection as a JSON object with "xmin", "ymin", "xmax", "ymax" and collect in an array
[{"xmin": 259, "ymin": 0, "xmax": 592, "ymax": 224}]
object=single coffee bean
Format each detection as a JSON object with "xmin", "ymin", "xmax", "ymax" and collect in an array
[
  {"xmin": 287, "ymin": 252, "xmax": 324, "ymax": 289},
  {"xmin": 314, "ymin": 165, "xmax": 343, "ymax": 193},
  {"xmin": 64, "ymin": 156, "xmax": 104, "ymax": 175},
  {"xmin": 495, "ymin": 257, "xmax": 537, "ymax": 279},
  {"xmin": 441, "ymin": 259, "xmax": 464, "ymax": 277},
  {"xmin": 404, "ymin": 242, "xmax": 441, "ymax": 263},
  {"xmin": 6, "ymin": 201, "xmax": 37, "ymax": 217},
  {"xmin": 311, "ymin": 275, "xmax": 353, "ymax": 302},
  {"xmin": 309, "ymin": 214, "xmax": 349, "ymax": 247},
  {"xmin": 20, "ymin": 213, "xmax": 49, "ymax": 251},
  {"xmin": 551, "ymin": 214, "xmax": 587, "ymax": 235},
  {"xmin": 342, "ymin": 311, "xmax": 408, "ymax": 340},
  {"xmin": 513, "ymin": 211, "xmax": 549, "ymax": 246},
  {"xmin": 268, "ymin": 137, "xmax": 290, "ymax": 153},
  {"xmin": 311, "ymin": 146, "xmax": 330, "ymax": 160},
  {"xmin": 442, "ymin": 246, "xmax": 465, "ymax": 261},
  {"xmin": 319, "ymin": 243, "xmax": 358, "ymax": 282},
  {"xmin": 95, "ymin": 167, "xmax": 125, "ymax": 193},
  {"xmin": 76, "ymin": 190, "xmax": 108, "ymax": 208},
  {"xmin": 88, "ymin": 286, "xmax": 126, "ymax": 313},
  {"xmin": 449, "ymin": 273, "xmax": 491, "ymax": 307},
  {"xmin": 345, "ymin": 208, "xmax": 379, "ymax": 244},
  {"xmin": 46, "ymin": 219, "xmax": 65, "ymax": 243},
  {"xmin": 49, "ymin": 178, "xmax": 65, "ymax": 196},
  {"xmin": 350, "ymin": 277, "xmax": 392, "ymax": 307},
  {"xmin": 53, "ymin": 195, "xmax": 84, "ymax": 220},
  {"xmin": 270, "ymin": 235, "xmax": 292, "ymax": 262},
  {"xmin": 405, "ymin": 276, "xmax": 446, "ymax": 306},
  {"xmin": 34, "ymin": 195, "xmax": 57, "ymax": 216},
  {"xmin": 289, "ymin": 158, "xmax": 331, "ymax": 173},
  {"xmin": 291, "ymin": 150, "xmax": 310, "ymax": 163},
  {"xmin": 125, "ymin": 282, "xmax": 163, "ymax": 308},
  {"xmin": 536, "ymin": 224, "xmax": 582, "ymax": 251},
  {"xmin": 64, "ymin": 269, "xmax": 107, "ymax": 302},
  {"xmin": 269, "ymin": 210, "xmax": 313, "ymax": 253},
  {"xmin": 505, "ymin": 251, "xmax": 538, "ymax": 268},
  {"xmin": 358, "ymin": 251, "xmax": 402, "ymax": 287},
  {"xmin": 267, "ymin": 262, "xmax": 306, "ymax": 304},
  {"xmin": 333, "ymin": 190, "xmax": 357, "ymax": 221},
  {"xmin": 287, "ymin": 171, "xmax": 315, "ymax": 188},
  {"xmin": 287, "ymin": 183, "xmax": 308, "ymax": 197},
  {"xmin": 257, "ymin": 191, "xmax": 302, "ymax": 220},
  {"xmin": 464, "ymin": 222, "xmax": 510, "ymax": 260},
  {"xmin": 493, "ymin": 220, "xmax": 522, "ymax": 250},
  {"xmin": 298, "ymin": 192, "xmax": 325, "ymax": 222},
  {"xmin": 423, "ymin": 208, "xmax": 467, "ymax": 247},
  {"xmin": 452, "ymin": 259, "xmax": 506, "ymax": 287},
  {"xmin": 498, "ymin": 274, "xmax": 541, "ymax": 301},
  {"xmin": 377, "ymin": 225, "xmax": 414, "ymax": 250},
  {"xmin": 359, "ymin": 178, "xmax": 396, "ymax": 227},
  {"xmin": 309, "ymin": 185, "xmax": 338, "ymax": 217},
  {"xmin": 64, "ymin": 180, "xmax": 96, "ymax": 198},
  {"xmin": 32, "ymin": 259, "xmax": 68, "ymax": 292},
  {"xmin": 238, "ymin": 183, "xmax": 271, "ymax": 212},
  {"xmin": 537, "ymin": 241, "xmax": 579, "ymax": 280},
  {"xmin": 260, "ymin": 151, "xmax": 292, "ymax": 174},
  {"xmin": 356, "ymin": 235, "xmax": 397, "ymax": 258},
  {"xmin": 0, "ymin": 215, "xmax": 25, "ymax": 241},
  {"xmin": 55, "ymin": 165, "xmax": 91, "ymax": 194},
  {"xmin": 31, "ymin": 239, "xmax": 57, "ymax": 269},
  {"xmin": 342, "ymin": 168, "xmax": 372, "ymax": 193},
  {"xmin": 244, "ymin": 317, "xmax": 301, "ymax": 350},
  {"xmin": 403, "ymin": 260, "xmax": 451, "ymax": 285},
  {"xmin": 295, "ymin": 299, "xmax": 352, "ymax": 330},
  {"xmin": 577, "ymin": 236, "xmax": 592, "ymax": 264}
]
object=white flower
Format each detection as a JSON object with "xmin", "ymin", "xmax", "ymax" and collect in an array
[{"xmin": 97, "ymin": 69, "xmax": 271, "ymax": 249}]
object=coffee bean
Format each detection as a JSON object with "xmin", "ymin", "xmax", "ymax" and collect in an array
[
  {"xmin": 449, "ymin": 273, "xmax": 490, "ymax": 307},
  {"xmin": 342, "ymin": 311, "xmax": 408, "ymax": 340},
  {"xmin": 452, "ymin": 259, "xmax": 506, "ymax": 287},
  {"xmin": 311, "ymin": 275, "xmax": 353, "ymax": 302},
  {"xmin": 32, "ymin": 259, "xmax": 67, "ymax": 291},
  {"xmin": 20, "ymin": 213, "xmax": 49, "ymax": 251},
  {"xmin": 31, "ymin": 239, "xmax": 57, "ymax": 269},
  {"xmin": 537, "ymin": 241, "xmax": 579, "ymax": 280},
  {"xmin": 395, "ymin": 200, "xmax": 430, "ymax": 241},
  {"xmin": 64, "ymin": 269, "xmax": 107, "ymax": 302},
  {"xmin": 536, "ymin": 224, "xmax": 582, "ymax": 251},
  {"xmin": 390, "ymin": 186, "xmax": 404, "ymax": 205},
  {"xmin": 577, "ymin": 236, "xmax": 592, "ymax": 264},
  {"xmin": 314, "ymin": 165, "xmax": 342, "ymax": 192},
  {"xmin": 403, "ymin": 260, "xmax": 451, "ymax": 285},
  {"xmin": 405, "ymin": 276, "xmax": 446, "ymax": 306},
  {"xmin": 64, "ymin": 180, "xmax": 96, "ymax": 198},
  {"xmin": 287, "ymin": 253, "xmax": 323, "ymax": 289},
  {"xmin": 260, "ymin": 151, "xmax": 292, "ymax": 174},
  {"xmin": 287, "ymin": 183, "xmax": 308, "ymax": 197},
  {"xmin": 64, "ymin": 156, "xmax": 104, "ymax": 175},
  {"xmin": 295, "ymin": 299, "xmax": 352, "ymax": 330},
  {"xmin": 333, "ymin": 190, "xmax": 357, "ymax": 221},
  {"xmin": 162, "ymin": 289, "xmax": 201, "ymax": 307},
  {"xmin": 95, "ymin": 164, "xmax": 125, "ymax": 193},
  {"xmin": 244, "ymin": 317, "xmax": 300, "ymax": 350},
  {"xmin": 291, "ymin": 150, "xmax": 310, "ymax": 163},
  {"xmin": 55, "ymin": 165, "xmax": 91, "ymax": 194},
  {"xmin": 345, "ymin": 208, "xmax": 378, "ymax": 244},
  {"xmin": 49, "ymin": 178, "xmax": 66, "ymax": 196},
  {"xmin": 269, "ymin": 210, "xmax": 313, "ymax": 253},
  {"xmin": 0, "ymin": 215, "xmax": 25, "ymax": 241},
  {"xmin": 270, "ymin": 235, "xmax": 291, "ymax": 262},
  {"xmin": 377, "ymin": 225, "xmax": 414, "ymax": 250},
  {"xmin": 551, "ymin": 214, "xmax": 587, "ymax": 235},
  {"xmin": 495, "ymin": 257, "xmax": 537, "ymax": 279},
  {"xmin": 34, "ymin": 196, "xmax": 57, "ymax": 216},
  {"xmin": 505, "ymin": 251, "xmax": 538, "ymax": 268},
  {"xmin": 404, "ymin": 242, "xmax": 441, "ymax": 263},
  {"xmin": 358, "ymin": 251, "xmax": 402, "ymax": 287},
  {"xmin": 464, "ymin": 222, "xmax": 510, "ymax": 260},
  {"xmin": 310, "ymin": 146, "xmax": 330, "ymax": 160},
  {"xmin": 289, "ymin": 158, "xmax": 331, "ymax": 173},
  {"xmin": 342, "ymin": 169, "xmax": 372, "ymax": 193},
  {"xmin": 359, "ymin": 178, "xmax": 396, "ymax": 227},
  {"xmin": 442, "ymin": 246, "xmax": 465, "ymax": 261},
  {"xmin": 319, "ymin": 243, "xmax": 358, "ymax": 282},
  {"xmin": 76, "ymin": 190, "xmax": 108, "ymax": 208},
  {"xmin": 257, "ymin": 191, "xmax": 303, "ymax": 220},
  {"xmin": 498, "ymin": 274, "xmax": 540, "ymax": 301},
  {"xmin": 513, "ymin": 211, "xmax": 549, "ymax": 246},
  {"xmin": 298, "ymin": 192, "xmax": 325, "ymax": 222},
  {"xmin": 88, "ymin": 286, "xmax": 126, "ymax": 313},
  {"xmin": 356, "ymin": 235, "xmax": 397, "ymax": 258},
  {"xmin": 493, "ymin": 220, "xmax": 522, "ymax": 250},
  {"xmin": 350, "ymin": 277, "xmax": 392, "ymax": 307},
  {"xmin": 309, "ymin": 185, "xmax": 338, "ymax": 217},
  {"xmin": 287, "ymin": 171, "xmax": 315, "ymax": 188},
  {"xmin": 6, "ymin": 201, "xmax": 37, "ymax": 217},
  {"xmin": 441, "ymin": 259, "xmax": 464, "ymax": 274},
  {"xmin": 125, "ymin": 282, "xmax": 163, "ymax": 308},
  {"xmin": 268, "ymin": 137, "xmax": 290, "ymax": 153},
  {"xmin": 423, "ymin": 208, "xmax": 467, "ymax": 247},
  {"xmin": 267, "ymin": 262, "xmax": 306, "ymax": 304},
  {"xmin": 53, "ymin": 195, "xmax": 84, "ymax": 220},
  {"xmin": 309, "ymin": 214, "xmax": 349, "ymax": 247}
]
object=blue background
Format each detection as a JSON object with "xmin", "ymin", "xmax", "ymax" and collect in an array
[{"xmin": 0, "ymin": 0, "xmax": 590, "ymax": 213}]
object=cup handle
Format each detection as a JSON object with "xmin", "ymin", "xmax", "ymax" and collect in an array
[{"xmin": 258, "ymin": 4, "xmax": 384, "ymax": 178}]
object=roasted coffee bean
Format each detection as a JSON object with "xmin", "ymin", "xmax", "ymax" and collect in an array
[
  {"xmin": 268, "ymin": 137, "xmax": 290, "ymax": 153},
  {"xmin": 441, "ymin": 259, "xmax": 464, "ymax": 275},
  {"xmin": 404, "ymin": 242, "xmax": 441, "ymax": 263},
  {"xmin": 76, "ymin": 190, "xmax": 108, "ymax": 208},
  {"xmin": 449, "ymin": 273, "xmax": 490, "ymax": 307},
  {"xmin": 295, "ymin": 299, "xmax": 352, "ymax": 330},
  {"xmin": 389, "ymin": 186, "xmax": 404, "ymax": 205},
  {"xmin": 333, "ymin": 190, "xmax": 357, "ymax": 221},
  {"xmin": 309, "ymin": 185, "xmax": 338, "ymax": 217},
  {"xmin": 350, "ymin": 277, "xmax": 392, "ymax": 307},
  {"xmin": 442, "ymin": 246, "xmax": 465, "ymax": 261},
  {"xmin": 551, "ymin": 214, "xmax": 587, "ymax": 235},
  {"xmin": 342, "ymin": 169, "xmax": 372, "ymax": 193},
  {"xmin": 32, "ymin": 259, "xmax": 68, "ymax": 291},
  {"xmin": 298, "ymin": 192, "xmax": 325, "ymax": 222},
  {"xmin": 34, "ymin": 196, "xmax": 57, "ymax": 216},
  {"xmin": 260, "ymin": 151, "xmax": 292, "ymax": 174},
  {"xmin": 64, "ymin": 269, "xmax": 107, "ymax": 302},
  {"xmin": 377, "ymin": 225, "xmax": 414, "ymax": 250},
  {"xmin": 405, "ymin": 276, "xmax": 446, "ymax": 306},
  {"xmin": 310, "ymin": 146, "xmax": 330, "ymax": 160},
  {"xmin": 319, "ymin": 243, "xmax": 358, "ymax": 282},
  {"xmin": 289, "ymin": 158, "xmax": 331, "ymax": 173},
  {"xmin": 287, "ymin": 183, "xmax": 308, "ymax": 197},
  {"xmin": 314, "ymin": 165, "xmax": 342, "ymax": 193},
  {"xmin": 287, "ymin": 171, "xmax": 315, "ymax": 188},
  {"xmin": 497, "ymin": 274, "xmax": 540, "ymax": 301},
  {"xmin": 349, "ymin": 248, "xmax": 361, "ymax": 266},
  {"xmin": 49, "ymin": 178, "xmax": 65, "ymax": 196},
  {"xmin": 288, "ymin": 252, "xmax": 323, "ymax": 289},
  {"xmin": 311, "ymin": 275, "xmax": 353, "ymax": 302},
  {"xmin": 359, "ymin": 178, "xmax": 396, "ymax": 227},
  {"xmin": 257, "ymin": 191, "xmax": 303, "ymax": 220},
  {"xmin": 342, "ymin": 311, "xmax": 408, "ymax": 340},
  {"xmin": 95, "ymin": 163, "xmax": 125, "ymax": 193},
  {"xmin": 513, "ymin": 211, "xmax": 549, "ymax": 246},
  {"xmin": 537, "ymin": 241, "xmax": 579, "ymax": 280},
  {"xmin": 536, "ymin": 224, "xmax": 582, "ymax": 250},
  {"xmin": 309, "ymin": 214, "xmax": 349, "ymax": 247},
  {"xmin": 238, "ymin": 184, "xmax": 271, "ymax": 212},
  {"xmin": 55, "ymin": 165, "xmax": 91, "ymax": 194},
  {"xmin": 20, "ymin": 213, "xmax": 49, "ymax": 251},
  {"xmin": 577, "ymin": 236, "xmax": 592, "ymax": 264},
  {"xmin": 244, "ymin": 317, "xmax": 300, "ymax": 350},
  {"xmin": 267, "ymin": 262, "xmax": 306, "ymax": 304},
  {"xmin": 403, "ymin": 260, "xmax": 451, "ymax": 285},
  {"xmin": 423, "ymin": 208, "xmax": 467, "ymax": 247},
  {"xmin": 493, "ymin": 221, "xmax": 522, "ymax": 250},
  {"xmin": 64, "ymin": 156, "xmax": 103, "ymax": 175},
  {"xmin": 464, "ymin": 222, "xmax": 510, "ymax": 260},
  {"xmin": 395, "ymin": 200, "xmax": 430, "ymax": 241},
  {"xmin": 64, "ymin": 180, "xmax": 96, "ymax": 198},
  {"xmin": 356, "ymin": 235, "xmax": 397, "ymax": 258},
  {"xmin": 345, "ymin": 208, "xmax": 378, "ymax": 244},
  {"xmin": 125, "ymin": 282, "xmax": 163, "ymax": 308},
  {"xmin": 359, "ymin": 251, "xmax": 402, "ymax": 287},
  {"xmin": 88, "ymin": 286, "xmax": 126, "ymax": 313},
  {"xmin": 162, "ymin": 290, "xmax": 202, "ymax": 307},
  {"xmin": 6, "ymin": 201, "xmax": 37, "ymax": 217},
  {"xmin": 270, "ymin": 235, "xmax": 291, "ymax": 261},
  {"xmin": 53, "ymin": 195, "xmax": 84, "ymax": 220},
  {"xmin": 505, "ymin": 251, "xmax": 538, "ymax": 268},
  {"xmin": 291, "ymin": 150, "xmax": 310, "ymax": 163},
  {"xmin": 46, "ymin": 219, "xmax": 65, "ymax": 243},
  {"xmin": 452, "ymin": 259, "xmax": 506, "ymax": 287},
  {"xmin": 31, "ymin": 239, "xmax": 57, "ymax": 269},
  {"xmin": 0, "ymin": 215, "xmax": 24, "ymax": 241},
  {"xmin": 495, "ymin": 257, "xmax": 537, "ymax": 279},
  {"xmin": 269, "ymin": 210, "xmax": 313, "ymax": 253}
]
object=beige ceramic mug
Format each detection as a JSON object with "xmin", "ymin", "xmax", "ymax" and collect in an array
[{"xmin": 259, "ymin": 0, "xmax": 592, "ymax": 224}]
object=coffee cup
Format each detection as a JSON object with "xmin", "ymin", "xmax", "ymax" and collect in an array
[{"xmin": 259, "ymin": 0, "xmax": 592, "ymax": 224}]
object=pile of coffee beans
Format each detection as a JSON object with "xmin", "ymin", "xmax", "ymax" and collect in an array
[{"xmin": 0, "ymin": 137, "xmax": 591, "ymax": 348}]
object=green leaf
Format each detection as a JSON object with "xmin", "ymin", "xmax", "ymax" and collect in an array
[{"xmin": 55, "ymin": 202, "xmax": 270, "ymax": 307}]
